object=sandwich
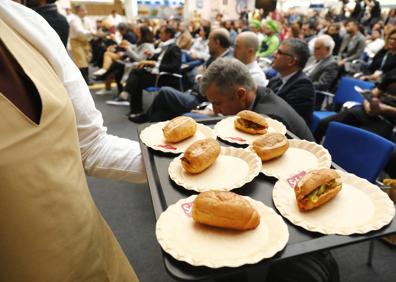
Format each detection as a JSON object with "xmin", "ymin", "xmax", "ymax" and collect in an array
[
  {"xmin": 163, "ymin": 116, "xmax": 197, "ymax": 143},
  {"xmin": 234, "ymin": 110, "xmax": 268, "ymax": 135},
  {"xmin": 252, "ymin": 133, "xmax": 289, "ymax": 161},
  {"xmin": 294, "ymin": 169, "xmax": 342, "ymax": 211},
  {"xmin": 192, "ymin": 191, "xmax": 260, "ymax": 230},
  {"xmin": 181, "ymin": 138, "xmax": 221, "ymax": 174}
]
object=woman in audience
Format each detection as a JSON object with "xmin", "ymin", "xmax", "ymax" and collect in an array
[
  {"xmin": 183, "ymin": 25, "xmax": 210, "ymax": 69},
  {"xmin": 96, "ymin": 25, "xmax": 155, "ymax": 100},
  {"xmin": 361, "ymin": 28, "xmax": 396, "ymax": 81}
]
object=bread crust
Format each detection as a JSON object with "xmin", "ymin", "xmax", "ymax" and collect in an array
[
  {"xmin": 192, "ymin": 191, "xmax": 260, "ymax": 230},
  {"xmin": 252, "ymin": 133, "xmax": 289, "ymax": 161},
  {"xmin": 234, "ymin": 110, "xmax": 268, "ymax": 135},
  {"xmin": 294, "ymin": 169, "xmax": 342, "ymax": 211},
  {"xmin": 163, "ymin": 116, "xmax": 197, "ymax": 143},
  {"xmin": 181, "ymin": 138, "xmax": 221, "ymax": 174}
]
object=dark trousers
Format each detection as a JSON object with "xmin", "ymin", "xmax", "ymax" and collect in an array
[
  {"xmin": 314, "ymin": 106, "xmax": 394, "ymax": 143},
  {"xmin": 125, "ymin": 69, "xmax": 157, "ymax": 113},
  {"xmin": 147, "ymin": 86, "xmax": 205, "ymax": 122},
  {"xmin": 104, "ymin": 61, "xmax": 125, "ymax": 93}
]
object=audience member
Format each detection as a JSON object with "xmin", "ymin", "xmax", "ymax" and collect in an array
[
  {"xmin": 360, "ymin": 28, "xmax": 396, "ymax": 81},
  {"xmin": 128, "ymin": 28, "xmax": 232, "ymax": 123},
  {"xmin": 315, "ymin": 68, "xmax": 396, "ymax": 142},
  {"xmin": 304, "ymin": 35, "xmax": 338, "ymax": 109},
  {"xmin": 337, "ymin": 19, "xmax": 366, "ymax": 69},
  {"xmin": 326, "ymin": 23, "xmax": 343, "ymax": 55},
  {"xmin": 200, "ymin": 57, "xmax": 315, "ymax": 140},
  {"xmin": 125, "ymin": 25, "xmax": 182, "ymax": 119},
  {"xmin": 364, "ymin": 29, "xmax": 385, "ymax": 58},
  {"xmin": 257, "ymin": 19, "xmax": 280, "ymax": 58},
  {"xmin": 268, "ymin": 38, "xmax": 315, "ymax": 125}
]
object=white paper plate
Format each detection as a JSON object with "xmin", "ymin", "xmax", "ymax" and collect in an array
[
  {"xmin": 140, "ymin": 121, "xmax": 216, "ymax": 154},
  {"xmin": 156, "ymin": 195, "xmax": 289, "ymax": 268},
  {"xmin": 249, "ymin": 139, "xmax": 332, "ymax": 179},
  {"xmin": 169, "ymin": 146, "xmax": 262, "ymax": 192},
  {"xmin": 214, "ymin": 116, "xmax": 287, "ymax": 145},
  {"xmin": 272, "ymin": 170, "xmax": 395, "ymax": 235}
]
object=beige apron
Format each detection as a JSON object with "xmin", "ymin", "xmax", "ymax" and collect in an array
[
  {"xmin": 0, "ymin": 19, "xmax": 138, "ymax": 282},
  {"xmin": 70, "ymin": 37, "xmax": 91, "ymax": 68}
]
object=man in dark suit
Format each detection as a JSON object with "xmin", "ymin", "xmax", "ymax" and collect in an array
[
  {"xmin": 128, "ymin": 28, "xmax": 232, "ymax": 123},
  {"xmin": 304, "ymin": 34, "xmax": 338, "ymax": 109},
  {"xmin": 268, "ymin": 38, "xmax": 315, "ymax": 126},
  {"xmin": 125, "ymin": 25, "xmax": 182, "ymax": 118},
  {"xmin": 200, "ymin": 58, "xmax": 314, "ymax": 141}
]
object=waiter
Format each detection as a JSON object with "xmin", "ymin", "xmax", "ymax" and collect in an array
[{"xmin": 0, "ymin": 1, "xmax": 146, "ymax": 281}]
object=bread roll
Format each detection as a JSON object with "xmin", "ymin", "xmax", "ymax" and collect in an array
[
  {"xmin": 192, "ymin": 191, "xmax": 260, "ymax": 230},
  {"xmin": 234, "ymin": 110, "xmax": 268, "ymax": 135},
  {"xmin": 252, "ymin": 133, "xmax": 289, "ymax": 161},
  {"xmin": 163, "ymin": 116, "xmax": 197, "ymax": 143},
  {"xmin": 181, "ymin": 138, "xmax": 220, "ymax": 174},
  {"xmin": 295, "ymin": 169, "xmax": 342, "ymax": 211}
]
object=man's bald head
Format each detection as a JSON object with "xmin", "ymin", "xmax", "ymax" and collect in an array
[{"xmin": 234, "ymin": 31, "xmax": 259, "ymax": 64}]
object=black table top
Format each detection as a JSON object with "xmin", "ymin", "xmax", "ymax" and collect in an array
[{"xmin": 138, "ymin": 117, "xmax": 396, "ymax": 281}]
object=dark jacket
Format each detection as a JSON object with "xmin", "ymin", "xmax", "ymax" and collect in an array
[
  {"xmin": 268, "ymin": 70, "xmax": 315, "ymax": 126},
  {"xmin": 369, "ymin": 48, "xmax": 396, "ymax": 74},
  {"xmin": 152, "ymin": 43, "xmax": 182, "ymax": 74},
  {"xmin": 306, "ymin": 56, "xmax": 338, "ymax": 92},
  {"xmin": 253, "ymin": 87, "xmax": 315, "ymax": 141},
  {"xmin": 34, "ymin": 4, "xmax": 69, "ymax": 47}
]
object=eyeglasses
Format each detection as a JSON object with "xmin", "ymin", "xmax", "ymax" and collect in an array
[{"xmin": 275, "ymin": 49, "xmax": 294, "ymax": 58}]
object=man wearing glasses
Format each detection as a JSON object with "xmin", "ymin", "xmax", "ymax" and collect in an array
[{"xmin": 268, "ymin": 38, "xmax": 315, "ymax": 126}]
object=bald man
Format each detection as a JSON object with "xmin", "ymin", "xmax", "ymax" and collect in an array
[{"xmin": 234, "ymin": 31, "xmax": 268, "ymax": 87}]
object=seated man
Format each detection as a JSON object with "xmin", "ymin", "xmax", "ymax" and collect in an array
[
  {"xmin": 337, "ymin": 19, "xmax": 366, "ymax": 71},
  {"xmin": 256, "ymin": 20, "xmax": 280, "ymax": 58},
  {"xmin": 125, "ymin": 25, "xmax": 182, "ymax": 119},
  {"xmin": 200, "ymin": 57, "xmax": 314, "ymax": 141},
  {"xmin": 303, "ymin": 35, "xmax": 338, "ymax": 109},
  {"xmin": 314, "ymin": 68, "xmax": 396, "ymax": 143},
  {"xmin": 128, "ymin": 28, "xmax": 232, "ymax": 123},
  {"xmin": 268, "ymin": 38, "xmax": 315, "ymax": 126}
]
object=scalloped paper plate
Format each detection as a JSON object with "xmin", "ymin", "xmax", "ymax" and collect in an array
[
  {"xmin": 140, "ymin": 121, "xmax": 216, "ymax": 154},
  {"xmin": 156, "ymin": 195, "xmax": 289, "ymax": 268},
  {"xmin": 214, "ymin": 116, "xmax": 287, "ymax": 145},
  {"xmin": 249, "ymin": 139, "xmax": 332, "ymax": 179},
  {"xmin": 169, "ymin": 147, "xmax": 262, "ymax": 192},
  {"xmin": 273, "ymin": 170, "xmax": 395, "ymax": 235}
]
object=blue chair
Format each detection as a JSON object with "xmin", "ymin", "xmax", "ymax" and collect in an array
[
  {"xmin": 323, "ymin": 122, "xmax": 395, "ymax": 183},
  {"xmin": 311, "ymin": 77, "xmax": 375, "ymax": 132}
]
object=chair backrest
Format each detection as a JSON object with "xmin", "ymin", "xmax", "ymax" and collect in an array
[
  {"xmin": 334, "ymin": 77, "xmax": 375, "ymax": 106},
  {"xmin": 323, "ymin": 122, "xmax": 395, "ymax": 183}
]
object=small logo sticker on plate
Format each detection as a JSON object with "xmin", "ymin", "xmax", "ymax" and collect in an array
[
  {"xmin": 157, "ymin": 144, "xmax": 177, "ymax": 150},
  {"xmin": 287, "ymin": 171, "xmax": 306, "ymax": 188},
  {"xmin": 181, "ymin": 202, "xmax": 193, "ymax": 217}
]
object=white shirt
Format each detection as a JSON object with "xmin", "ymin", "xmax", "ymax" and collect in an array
[
  {"xmin": 365, "ymin": 38, "xmax": 385, "ymax": 58},
  {"xmin": 69, "ymin": 14, "xmax": 96, "ymax": 41},
  {"xmin": 190, "ymin": 37, "xmax": 209, "ymax": 61},
  {"xmin": 0, "ymin": 1, "xmax": 146, "ymax": 183},
  {"xmin": 246, "ymin": 61, "xmax": 268, "ymax": 87},
  {"xmin": 105, "ymin": 13, "xmax": 123, "ymax": 28}
]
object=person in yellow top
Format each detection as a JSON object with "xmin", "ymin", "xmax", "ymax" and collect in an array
[{"xmin": 0, "ymin": 1, "xmax": 146, "ymax": 281}]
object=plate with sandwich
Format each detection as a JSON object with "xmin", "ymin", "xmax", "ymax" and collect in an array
[
  {"xmin": 249, "ymin": 136, "xmax": 332, "ymax": 179},
  {"xmin": 156, "ymin": 191, "xmax": 289, "ymax": 268},
  {"xmin": 168, "ymin": 138, "xmax": 262, "ymax": 192},
  {"xmin": 214, "ymin": 110, "xmax": 287, "ymax": 145},
  {"xmin": 273, "ymin": 169, "xmax": 395, "ymax": 235},
  {"xmin": 140, "ymin": 116, "xmax": 216, "ymax": 154}
]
